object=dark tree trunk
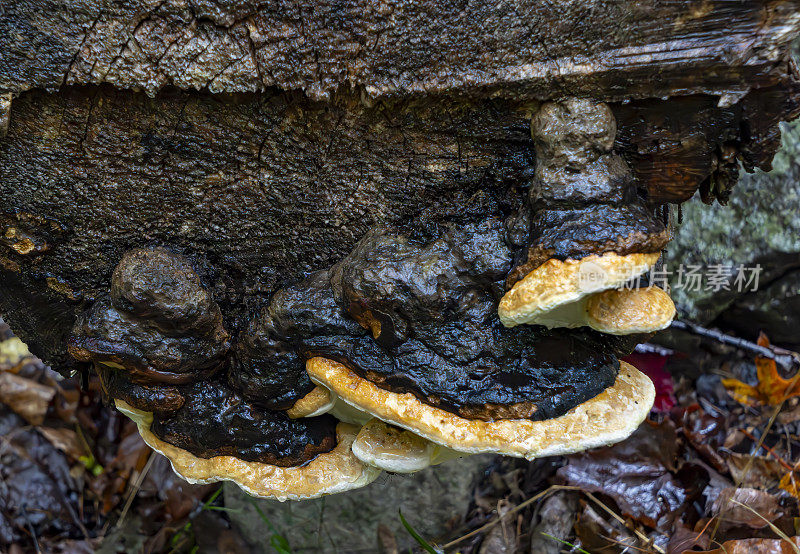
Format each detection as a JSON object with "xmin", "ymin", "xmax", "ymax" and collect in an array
[{"xmin": 1, "ymin": 0, "xmax": 799, "ymax": 369}]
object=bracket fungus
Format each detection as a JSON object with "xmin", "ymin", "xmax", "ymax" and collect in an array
[
  {"xmin": 2, "ymin": 1, "xmax": 799, "ymax": 501},
  {"xmin": 66, "ymin": 163, "xmax": 666, "ymax": 498},
  {"xmin": 351, "ymin": 418, "xmax": 463, "ymax": 474},
  {"xmin": 70, "ymin": 247, "xmax": 381, "ymax": 499},
  {"xmin": 33, "ymin": 98, "xmax": 775, "ymax": 500},
  {"xmin": 500, "ymin": 100, "xmax": 673, "ymax": 332}
]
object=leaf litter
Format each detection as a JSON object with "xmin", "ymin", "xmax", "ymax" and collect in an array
[
  {"xmin": 423, "ymin": 324, "xmax": 800, "ymax": 553},
  {"xmin": 0, "ymin": 320, "xmax": 228, "ymax": 553}
]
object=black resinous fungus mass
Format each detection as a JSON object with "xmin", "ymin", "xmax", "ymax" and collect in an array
[
  {"xmin": 508, "ymin": 99, "xmax": 668, "ymax": 287},
  {"xmin": 149, "ymin": 378, "xmax": 339, "ymax": 467},
  {"xmin": 72, "ymin": 147, "xmax": 646, "ymax": 462},
  {"xmin": 236, "ymin": 216, "xmax": 640, "ymax": 422},
  {"xmin": 68, "ymin": 95, "xmax": 666, "ymax": 463}
]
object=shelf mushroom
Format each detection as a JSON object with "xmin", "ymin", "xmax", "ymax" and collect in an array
[
  {"xmin": 500, "ymin": 99, "xmax": 675, "ymax": 333},
  {"xmin": 67, "ymin": 102, "xmax": 677, "ymax": 499},
  {"xmin": 70, "ymin": 247, "xmax": 380, "ymax": 500},
  {"xmin": 307, "ymin": 357, "xmax": 654, "ymax": 460}
]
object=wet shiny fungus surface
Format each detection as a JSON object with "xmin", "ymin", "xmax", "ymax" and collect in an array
[
  {"xmin": 237, "ymin": 218, "xmax": 640, "ymax": 421},
  {"xmin": 68, "ymin": 99, "xmax": 664, "ymax": 462},
  {"xmin": 149, "ymin": 379, "xmax": 338, "ymax": 467}
]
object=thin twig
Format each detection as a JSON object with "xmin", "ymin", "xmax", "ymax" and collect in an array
[
  {"xmin": 583, "ymin": 492, "xmax": 666, "ymax": 554},
  {"xmin": 670, "ymin": 320, "xmax": 799, "ymax": 370},
  {"xmin": 20, "ymin": 505, "xmax": 42, "ymax": 554},
  {"xmin": 740, "ymin": 428, "xmax": 794, "ymax": 471},
  {"xmin": 442, "ymin": 485, "xmax": 583, "ymax": 549},
  {"xmin": 633, "ymin": 343, "xmax": 675, "ymax": 357},
  {"xmin": 729, "ymin": 499, "xmax": 800, "ymax": 554},
  {"xmin": 443, "ymin": 485, "xmax": 664, "ymax": 553},
  {"xmin": 116, "ymin": 451, "xmax": 155, "ymax": 529},
  {"xmin": 592, "ymin": 533, "xmax": 652, "ymax": 553}
]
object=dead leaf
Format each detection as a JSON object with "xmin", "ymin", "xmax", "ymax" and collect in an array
[
  {"xmin": 478, "ymin": 502, "xmax": 516, "ymax": 554},
  {"xmin": 0, "ymin": 371, "xmax": 55, "ymax": 425},
  {"xmin": 0, "ymin": 406, "xmax": 84, "ymax": 543},
  {"xmin": 691, "ymin": 536, "xmax": 800, "ymax": 554},
  {"xmin": 529, "ymin": 492, "xmax": 578, "ymax": 554},
  {"xmin": 681, "ymin": 405, "xmax": 728, "ymax": 472},
  {"xmin": 37, "ymin": 427, "xmax": 85, "ymax": 460},
  {"xmin": 192, "ymin": 511, "xmax": 252, "ymax": 554},
  {"xmin": 377, "ymin": 523, "xmax": 399, "ymax": 554},
  {"xmin": 667, "ymin": 522, "xmax": 710, "ymax": 553},
  {"xmin": 558, "ymin": 420, "xmax": 697, "ymax": 530},
  {"xmin": 710, "ymin": 487, "xmax": 782, "ymax": 528},
  {"xmin": 779, "ymin": 468, "xmax": 800, "ymax": 500},
  {"xmin": 722, "ymin": 334, "xmax": 800, "ymax": 406},
  {"xmin": 574, "ymin": 502, "xmax": 637, "ymax": 553},
  {"xmin": 778, "ymin": 400, "xmax": 800, "ymax": 425},
  {"xmin": 727, "ymin": 453, "xmax": 788, "ymax": 490}
]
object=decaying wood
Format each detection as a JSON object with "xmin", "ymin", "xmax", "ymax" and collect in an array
[
  {"xmin": 2, "ymin": 0, "xmax": 798, "ymax": 101},
  {"xmin": 1, "ymin": 1, "xmax": 799, "ymax": 372}
]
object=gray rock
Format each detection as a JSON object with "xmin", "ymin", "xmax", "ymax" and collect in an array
[
  {"xmin": 662, "ymin": 117, "xmax": 800, "ymax": 345},
  {"xmin": 225, "ymin": 455, "xmax": 493, "ymax": 553},
  {"xmin": 716, "ymin": 270, "xmax": 800, "ymax": 350}
]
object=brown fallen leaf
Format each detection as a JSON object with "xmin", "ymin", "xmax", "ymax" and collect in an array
[
  {"xmin": 0, "ymin": 406, "xmax": 85, "ymax": 543},
  {"xmin": 574, "ymin": 501, "xmax": 637, "ymax": 553},
  {"xmin": 691, "ymin": 536, "xmax": 800, "ymax": 554},
  {"xmin": 557, "ymin": 420, "xmax": 696, "ymax": 530},
  {"xmin": 0, "ymin": 371, "xmax": 55, "ymax": 425},
  {"xmin": 377, "ymin": 523, "xmax": 399, "ymax": 554},
  {"xmin": 727, "ymin": 453, "xmax": 788, "ymax": 490},
  {"xmin": 191, "ymin": 511, "xmax": 252, "ymax": 554},
  {"xmin": 778, "ymin": 399, "xmax": 800, "ymax": 425},
  {"xmin": 528, "ymin": 491, "xmax": 578, "ymax": 554},
  {"xmin": 37, "ymin": 427, "xmax": 85, "ymax": 460},
  {"xmin": 667, "ymin": 521, "xmax": 710, "ymax": 553},
  {"xmin": 779, "ymin": 466, "xmax": 800, "ymax": 501},
  {"xmin": 722, "ymin": 334, "xmax": 800, "ymax": 406},
  {"xmin": 710, "ymin": 487, "xmax": 782, "ymax": 529},
  {"xmin": 478, "ymin": 502, "xmax": 516, "ymax": 554},
  {"xmin": 681, "ymin": 404, "xmax": 728, "ymax": 472}
]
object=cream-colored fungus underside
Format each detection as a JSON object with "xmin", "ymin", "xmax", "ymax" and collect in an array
[
  {"xmin": 498, "ymin": 252, "xmax": 662, "ymax": 329},
  {"xmin": 115, "ymin": 400, "xmax": 381, "ymax": 501},
  {"xmin": 286, "ymin": 385, "xmax": 336, "ymax": 418},
  {"xmin": 351, "ymin": 418, "xmax": 464, "ymax": 473},
  {"xmin": 306, "ymin": 358, "xmax": 655, "ymax": 460}
]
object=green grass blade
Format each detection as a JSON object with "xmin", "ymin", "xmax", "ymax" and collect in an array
[
  {"xmin": 245, "ymin": 496, "xmax": 293, "ymax": 553},
  {"xmin": 199, "ymin": 486, "xmax": 223, "ymax": 512},
  {"xmin": 270, "ymin": 534, "xmax": 292, "ymax": 554},
  {"xmin": 399, "ymin": 510, "xmax": 443, "ymax": 554},
  {"xmin": 541, "ymin": 532, "xmax": 591, "ymax": 554}
]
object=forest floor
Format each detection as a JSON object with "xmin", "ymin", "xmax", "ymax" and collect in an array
[{"xmin": 2, "ymin": 318, "xmax": 800, "ymax": 554}]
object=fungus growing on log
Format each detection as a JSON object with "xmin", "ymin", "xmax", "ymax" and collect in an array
[
  {"xmin": 351, "ymin": 418, "xmax": 462, "ymax": 474},
  {"xmin": 307, "ymin": 358, "xmax": 654, "ymax": 459},
  {"xmin": 117, "ymin": 401, "xmax": 380, "ymax": 501},
  {"xmin": 1, "ymin": 0, "xmax": 799, "ymax": 501},
  {"xmin": 500, "ymin": 99, "xmax": 672, "ymax": 330},
  {"xmin": 69, "ymin": 247, "xmax": 230, "ymax": 385},
  {"xmin": 71, "ymin": 247, "xmax": 379, "ymax": 498}
]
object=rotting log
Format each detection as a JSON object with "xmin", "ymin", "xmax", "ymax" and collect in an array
[{"xmin": 1, "ymin": 1, "xmax": 800, "ymax": 498}]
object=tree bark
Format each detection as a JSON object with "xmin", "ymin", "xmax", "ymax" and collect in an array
[{"xmin": 1, "ymin": 1, "xmax": 799, "ymax": 369}]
